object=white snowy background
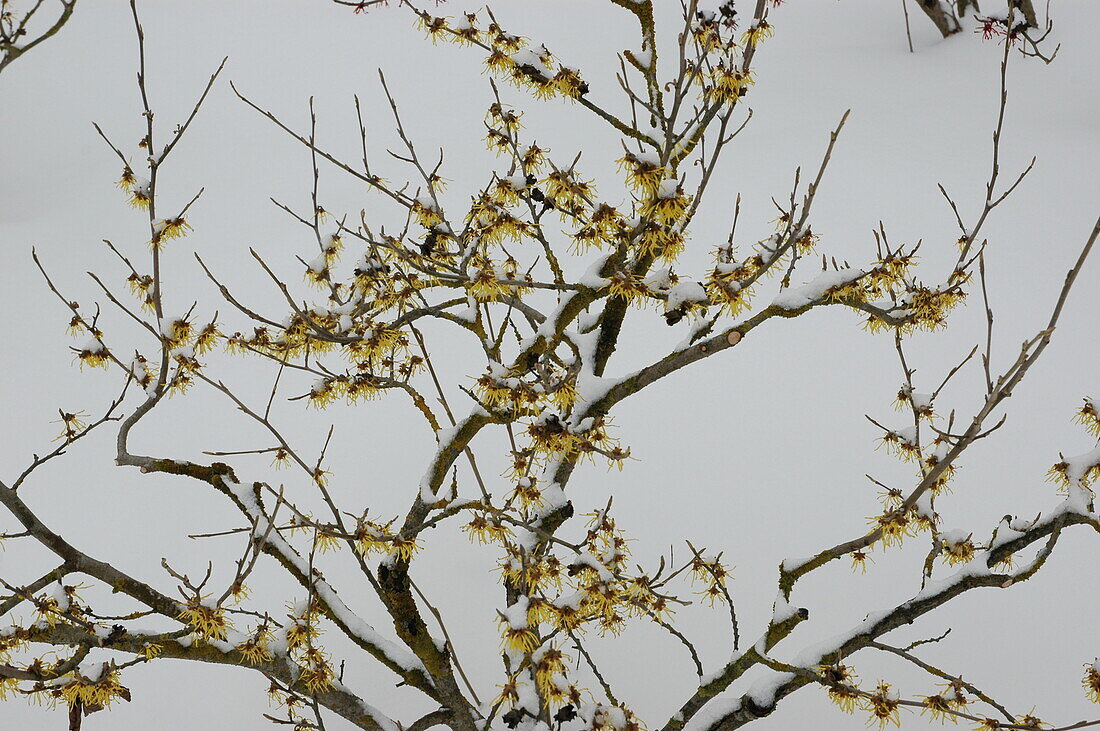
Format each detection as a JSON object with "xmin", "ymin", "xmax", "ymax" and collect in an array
[{"xmin": 1, "ymin": 0, "xmax": 1098, "ymax": 728}]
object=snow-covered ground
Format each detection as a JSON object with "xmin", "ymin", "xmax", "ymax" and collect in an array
[{"xmin": 1, "ymin": 1, "xmax": 1097, "ymax": 728}]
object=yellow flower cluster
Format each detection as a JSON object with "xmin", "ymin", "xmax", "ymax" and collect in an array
[
  {"xmin": 940, "ymin": 533, "xmax": 976, "ymax": 566},
  {"xmin": 707, "ymin": 63, "xmax": 754, "ymax": 105},
  {"xmin": 607, "ymin": 271, "xmax": 650, "ymax": 303},
  {"xmin": 236, "ymin": 626, "xmax": 275, "ymax": 665},
  {"xmin": 59, "ymin": 665, "xmax": 130, "ymax": 710},
  {"xmin": 297, "ymin": 647, "xmax": 335, "ymax": 694},
  {"xmin": 742, "ymin": 20, "xmax": 775, "ymax": 47},
  {"xmin": 349, "ymin": 515, "xmax": 417, "ymax": 561},
  {"xmin": 161, "ymin": 316, "xmax": 194, "ymax": 349},
  {"xmin": 691, "ymin": 10, "xmax": 741, "ymax": 55},
  {"xmin": 544, "ymin": 169, "xmax": 596, "ymax": 219},
  {"xmin": 418, "ymin": 11, "xmax": 589, "ymax": 101},
  {"xmin": 821, "ymin": 663, "xmax": 861, "ymax": 713},
  {"xmin": 868, "ymin": 510, "xmax": 916, "ymax": 549},
  {"xmin": 150, "ymin": 216, "xmax": 192, "ymax": 250},
  {"xmin": 125, "ymin": 272, "xmax": 156, "ymax": 312},
  {"xmin": 53, "ymin": 410, "xmax": 87, "ymax": 441},
  {"xmin": 280, "ymin": 602, "xmax": 335, "ymax": 694},
  {"xmin": 921, "ymin": 438, "xmax": 956, "ymax": 495},
  {"xmin": 1047, "ymin": 457, "xmax": 1100, "ymax": 494},
  {"xmin": 525, "ymin": 414, "xmax": 624, "ymax": 470},
  {"xmin": 893, "ymin": 386, "xmax": 935, "ymax": 419},
  {"xmin": 1083, "ymin": 662, "xmax": 1100, "ymax": 704},
  {"xmin": 919, "ymin": 681, "xmax": 970, "ymax": 722},
  {"xmin": 864, "ymin": 681, "xmax": 901, "ymax": 729},
  {"xmin": 308, "ymin": 374, "xmax": 383, "ymax": 409},
  {"xmin": 572, "ymin": 204, "xmax": 628, "ymax": 254},
  {"xmin": 1074, "ymin": 399, "xmax": 1100, "ymax": 437},
  {"xmin": 636, "ymin": 221, "xmax": 686, "ymax": 261},
  {"xmin": 706, "ymin": 273, "xmax": 755, "ymax": 317},
  {"xmin": 119, "ymin": 172, "xmax": 151, "ymax": 209},
  {"xmin": 463, "ymin": 513, "xmax": 513, "ymax": 545},
  {"xmin": 228, "ymin": 310, "xmax": 417, "ymax": 392},
  {"xmin": 74, "ymin": 338, "xmax": 110, "ymax": 370},
  {"xmin": 178, "ymin": 597, "xmax": 230, "ymax": 642},
  {"xmin": 877, "ymin": 429, "xmax": 921, "ymax": 462},
  {"xmin": 690, "ymin": 553, "xmax": 732, "ymax": 606},
  {"xmin": 644, "ymin": 180, "xmax": 691, "ymax": 227},
  {"xmin": 285, "ymin": 617, "xmax": 320, "ymax": 653},
  {"xmin": 618, "ymin": 152, "xmax": 665, "ymax": 194}
]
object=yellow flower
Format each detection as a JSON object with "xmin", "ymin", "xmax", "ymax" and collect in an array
[
  {"xmin": 1074, "ymin": 399, "xmax": 1100, "ymax": 437},
  {"xmin": 59, "ymin": 665, "xmax": 130, "ymax": 710},
  {"xmin": 127, "ymin": 178, "xmax": 151, "ymax": 209},
  {"xmin": 486, "ymin": 127, "xmax": 511, "ymax": 153},
  {"xmin": 285, "ymin": 618, "xmax": 319, "ymax": 651},
  {"xmin": 74, "ymin": 339, "xmax": 110, "ymax": 369},
  {"xmin": 606, "ymin": 272, "xmax": 649, "ymax": 303},
  {"xmin": 940, "ymin": 533, "xmax": 976, "ymax": 566},
  {"xmin": 533, "ymin": 645, "xmax": 567, "ymax": 695},
  {"xmin": 919, "ymin": 694, "xmax": 954, "ymax": 722},
  {"xmin": 549, "ymin": 600, "xmax": 586, "ymax": 632},
  {"xmin": 528, "ymin": 414, "xmax": 582, "ymax": 455},
  {"xmin": 178, "ymin": 597, "xmax": 230, "ymax": 642},
  {"xmin": 162, "ymin": 316, "xmax": 194, "ymax": 349},
  {"xmin": 499, "ymin": 624, "xmax": 539, "ymax": 654},
  {"xmin": 870, "ymin": 511, "xmax": 912, "ymax": 548},
  {"xmin": 486, "ymin": 103, "xmax": 522, "ymax": 135},
  {"xmin": 416, "ymin": 14, "xmax": 448, "ymax": 43},
  {"xmin": 850, "ymin": 550, "xmax": 873, "ymax": 574},
  {"xmin": 820, "ymin": 664, "xmax": 860, "ymax": 713},
  {"xmin": 1083, "ymin": 662, "xmax": 1100, "ymax": 704},
  {"xmin": 449, "ymin": 13, "xmax": 480, "ymax": 45},
  {"xmin": 389, "ymin": 535, "xmax": 420, "ymax": 562},
  {"xmin": 742, "ymin": 20, "xmax": 774, "ymax": 46},
  {"xmin": 308, "ymin": 378, "xmax": 339, "ymax": 409},
  {"xmin": 117, "ymin": 166, "xmax": 136, "ymax": 190},
  {"xmin": 876, "ymin": 428, "xmax": 921, "ymax": 462},
  {"xmin": 618, "ymin": 152, "xmax": 665, "ymax": 193},
  {"xmin": 298, "ymin": 650, "xmax": 335, "ymax": 693},
  {"xmin": 708, "ymin": 63, "xmax": 754, "ymax": 104},
  {"xmin": 707, "ymin": 274, "xmax": 754, "ymax": 316},
  {"xmin": 863, "ymin": 682, "xmax": 902, "ymax": 728},
  {"xmin": 53, "ymin": 410, "xmax": 88, "ymax": 441},
  {"xmin": 485, "ymin": 47, "xmax": 515, "ymax": 74},
  {"xmin": 410, "ymin": 196, "xmax": 443, "ymax": 228},
  {"xmin": 313, "ymin": 529, "xmax": 342, "ymax": 553},
  {"xmin": 692, "ymin": 22, "xmax": 722, "ymax": 52},
  {"xmin": 462, "ymin": 514, "xmax": 513, "ymax": 544},
  {"xmin": 550, "ymin": 379, "xmax": 579, "ymax": 410},
  {"xmin": 521, "ymin": 143, "xmax": 548, "ymax": 172},
  {"xmin": 644, "ymin": 179, "xmax": 691, "ymax": 226},
  {"xmin": 1014, "ymin": 713, "xmax": 1048, "ymax": 729},
  {"xmin": 638, "ymin": 222, "xmax": 686, "ymax": 261},
  {"xmin": 193, "ymin": 322, "xmax": 221, "ymax": 355},
  {"xmin": 468, "ymin": 261, "xmax": 511, "ymax": 302},
  {"xmin": 66, "ymin": 315, "xmax": 87, "ymax": 336},
  {"xmin": 543, "ymin": 169, "xmax": 595, "ymax": 215},
  {"xmin": 237, "ymin": 629, "xmax": 275, "ymax": 665},
  {"xmin": 269, "ymin": 448, "xmax": 291, "ymax": 470},
  {"xmin": 553, "ymin": 67, "xmax": 588, "ymax": 100},
  {"xmin": 151, "ymin": 217, "xmax": 192, "ymax": 249}
]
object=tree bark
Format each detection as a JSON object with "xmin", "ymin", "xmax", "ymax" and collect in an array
[
  {"xmin": 1010, "ymin": 0, "xmax": 1039, "ymax": 27},
  {"xmin": 917, "ymin": 0, "xmax": 962, "ymax": 37}
]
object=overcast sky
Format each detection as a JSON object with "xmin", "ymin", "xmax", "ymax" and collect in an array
[{"xmin": 1, "ymin": 1, "xmax": 1098, "ymax": 729}]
